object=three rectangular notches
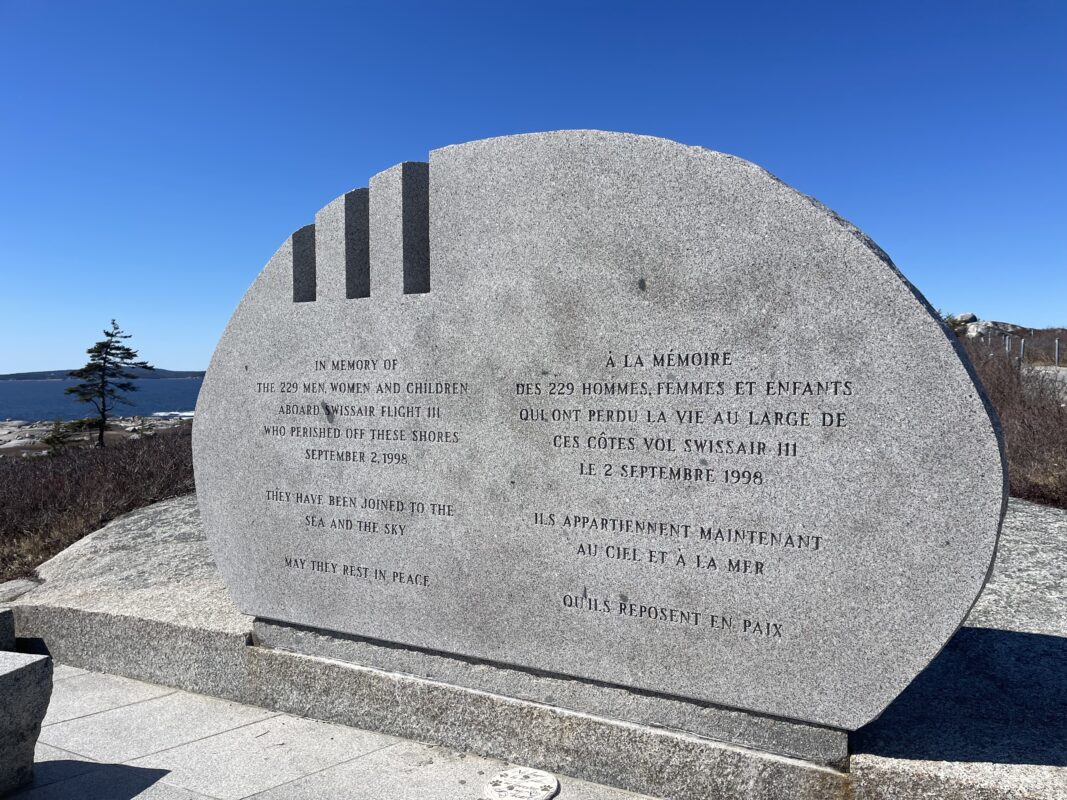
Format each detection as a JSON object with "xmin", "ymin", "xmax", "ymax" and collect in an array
[{"xmin": 293, "ymin": 161, "xmax": 429, "ymax": 303}]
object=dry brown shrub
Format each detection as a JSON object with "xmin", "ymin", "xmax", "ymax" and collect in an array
[
  {"xmin": 962, "ymin": 339, "xmax": 1067, "ymax": 508},
  {"xmin": 0, "ymin": 425, "xmax": 194, "ymax": 582}
]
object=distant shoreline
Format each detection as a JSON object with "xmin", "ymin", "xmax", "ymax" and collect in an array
[{"xmin": 0, "ymin": 368, "xmax": 205, "ymax": 381}]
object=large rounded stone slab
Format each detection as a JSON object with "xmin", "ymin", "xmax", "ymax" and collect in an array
[{"xmin": 194, "ymin": 131, "xmax": 1004, "ymax": 730}]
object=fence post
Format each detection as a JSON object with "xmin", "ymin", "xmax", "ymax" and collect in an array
[{"xmin": 1056, "ymin": 337, "xmax": 1061, "ymax": 367}]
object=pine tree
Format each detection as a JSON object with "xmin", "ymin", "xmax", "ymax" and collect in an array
[{"xmin": 66, "ymin": 320, "xmax": 154, "ymax": 447}]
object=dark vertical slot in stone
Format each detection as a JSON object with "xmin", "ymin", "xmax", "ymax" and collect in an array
[
  {"xmin": 402, "ymin": 162, "xmax": 430, "ymax": 294},
  {"xmin": 292, "ymin": 224, "xmax": 316, "ymax": 302},
  {"xmin": 345, "ymin": 189, "xmax": 371, "ymax": 299}
]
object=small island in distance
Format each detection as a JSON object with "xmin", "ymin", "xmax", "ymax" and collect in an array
[{"xmin": 0, "ymin": 367, "xmax": 205, "ymax": 381}]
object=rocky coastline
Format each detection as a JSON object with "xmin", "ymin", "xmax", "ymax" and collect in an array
[{"xmin": 0, "ymin": 414, "xmax": 193, "ymax": 457}]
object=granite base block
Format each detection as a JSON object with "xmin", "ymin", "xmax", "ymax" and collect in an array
[
  {"xmin": 253, "ymin": 617, "xmax": 848, "ymax": 768},
  {"xmin": 246, "ymin": 645, "xmax": 848, "ymax": 800},
  {"xmin": 0, "ymin": 650, "xmax": 53, "ymax": 795},
  {"xmin": 849, "ymin": 754, "xmax": 1066, "ymax": 800},
  {"xmin": 12, "ymin": 604, "xmax": 252, "ymax": 704}
]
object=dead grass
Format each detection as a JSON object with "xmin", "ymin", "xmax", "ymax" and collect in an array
[
  {"xmin": 962, "ymin": 338, "xmax": 1067, "ymax": 509},
  {"xmin": 0, "ymin": 425, "xmax": 194, "ymax": 582}
]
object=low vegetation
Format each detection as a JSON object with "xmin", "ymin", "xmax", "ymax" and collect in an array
[
  {"xmin": 960, "ymin": 337, "xmax": 1067, "ymax": 509},
  {"xmin": 0, "ymin": 425, "xmax": 193, "ymax": 582}
]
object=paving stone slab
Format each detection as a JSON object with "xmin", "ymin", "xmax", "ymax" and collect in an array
[
  {"xmin": 42, "ymin": 671, "xmax": 174, "ymax": 726},
  {"xmin": 39, "ymin": 690, "xmax": 276, "ymax": 763},
  {"xmin": 250, "ymin": 740, "xmax": 655, "ymax": 800},
  {"xmin": 129, "ymin": 713, "xmax": 397, "ymax": 800}
]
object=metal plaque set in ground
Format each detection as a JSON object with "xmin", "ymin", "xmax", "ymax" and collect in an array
[{"xmin": 194, "ymin": 131, "xmax": 1005, "ymax": 788}]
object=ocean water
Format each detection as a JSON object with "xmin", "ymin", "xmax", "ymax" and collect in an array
[{"xmin": 0, "ymin": 378, "xmax": 203, "ymax": 422}]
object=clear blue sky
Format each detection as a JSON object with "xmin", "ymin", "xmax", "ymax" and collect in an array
[{"xmin": 1, "ymin": 1, "xmax": 1064, "ymax": 371}]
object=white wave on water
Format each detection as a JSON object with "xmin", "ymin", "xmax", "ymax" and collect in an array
[{"xmin": 151, "ymin": 411, "xmax": 195, "ymax": 419}]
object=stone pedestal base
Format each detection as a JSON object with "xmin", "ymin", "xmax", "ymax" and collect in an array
[
  {"xmin": 0, "ymin": 650, "xmax": 52, "ymax": 795},
  {"xmin": 254, "ymin": 617, "xmax": 849, "ymax": 769},
  {"xmin": 247, "ymin": 618, "xmax": 849, "ymax": 800},
  {"xmin": 247, "ymin": 636, "xmax": 847, "ymax": 800}
]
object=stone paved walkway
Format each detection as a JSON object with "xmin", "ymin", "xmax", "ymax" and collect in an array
[{"xmin": 13, "ymin": 665, "xmax": 653, "ymax": 800}]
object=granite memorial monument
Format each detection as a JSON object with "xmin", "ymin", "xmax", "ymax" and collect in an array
[{"xmin": 194, "ymin": 131, "xmax": 1005, "ymax": 774}]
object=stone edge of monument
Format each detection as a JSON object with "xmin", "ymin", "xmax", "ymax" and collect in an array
[
  {"xmin": 253, "ymin": 617, "xmax": 848, "ymax": 768},
  {"xmin": 780, "ymin": 148, "xmax": 1012, "ymax": 635}
]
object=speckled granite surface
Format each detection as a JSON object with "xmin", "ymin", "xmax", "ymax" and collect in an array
[{"xmin": 15, "ymin": 494, "xmax": 247, "ymax": 636}]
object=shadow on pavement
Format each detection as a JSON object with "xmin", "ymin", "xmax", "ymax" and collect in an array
[
  {"xmin": 853, "ymin": 626, "xmax": 1067, "ymax": 766},
  {"xmin": 13, "ymin": 762, "xmax": 170, "ymax": 799}
]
